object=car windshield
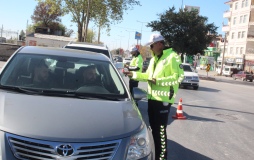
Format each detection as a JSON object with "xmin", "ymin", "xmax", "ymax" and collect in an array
[
  {"xmin": 183, "ymin": 65, "xmax": 194, "ymax": 72},
  {"xmin": 0, "ymin": 53, "xmax": 127, "ymax": 98}
]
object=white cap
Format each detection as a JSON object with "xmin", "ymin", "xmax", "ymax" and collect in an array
[
  {"xmin": 130, "ymin": 46, "xmax": 138, "ymax": 52},
  {"xmin": 145, "ymin": 34, "xmax": 165, "ymax": 46}
]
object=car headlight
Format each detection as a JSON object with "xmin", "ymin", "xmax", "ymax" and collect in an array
[{"xmin": 126, "ymin": 125, "xmax": 152, "ymax": 160}]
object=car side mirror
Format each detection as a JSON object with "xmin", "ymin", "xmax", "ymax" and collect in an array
[{"xmin": 133, "ymin": 87, "xmax": 147, "ymax": 101}]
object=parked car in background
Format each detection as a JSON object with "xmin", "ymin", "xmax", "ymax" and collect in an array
[
  {"xmin": 123, "ymin": 57, "xmax": 132, "ymax": 67},
  {"xmin": 63, "ymin": 41, "xmax": 114, "ymax": 62},
  {"xmin": 222, "ymin": 66, "xmax": 238, "ymax": 77},
  {"xmin": 180, "ymin": 63, "xmax": 199, "ymax": 90},
  {"xmin": 142, "ymin": 57, "xmax": 152, "ymax": 73},
  {"xmin": 113, "ymin": 55, "xmax": 123, "ymax": 62},
  {"xmin": 232, "ymin": 71, "xmax": 253, "ymax": 82},
  {"xmin": 0, "ymin": 46, "xmax": 155, "ymax": 159}
]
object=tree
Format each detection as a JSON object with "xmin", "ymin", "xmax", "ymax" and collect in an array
[
  {"xmin": 38, "ymin": 0, "xmax": 140, "ymax": 42},
  {"xmin": 32, "ymin": 1, "xmax": 73, "ymax": 36},
  {"xmin": 147, "ymin": 7, "xmax": 218, "ymax": 61},
  {"xmin": 31, "ymin": 2, "xmax": 62, "ymax": 27}
]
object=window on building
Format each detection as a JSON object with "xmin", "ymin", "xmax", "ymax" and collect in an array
[
  {"xmin": 236, "ymin": 47, "xmax": 239, "ymax": 54},
  {"xmin": 240, "ymin": 47, "xmax": 243, "ymax": 54},
  {"xmin": 238, "ymin": 32, "xmax": 241, "ymax": 38},
  {"xmin": 241, "ymin": 0, "xmax": 245, "ymax": 8},
  {"xmin": 230, "ymin": 47, "xmax": 233, "ymax": 54},
  {"xmin": 231, "ymin": 32, "xmax": 235, "ymax": 39},
  {"xmin": 243, "ymin": 15, "xmax": 247, "ymax": 23},
  {"xmin": 242, "ymin": 31, "xmax": 245, "ymax": 38},
  {"xmin": 239, "ymin": 16, "xmax": 243, "ymax": 24},
  {"xmin": 233, "ymin": 17, "xmax": 237, "ymax": 25},
  {"xmin": 245, "ymin": 0, "xmax": 249, "ymax": 7},
  {"xmin": 235, "ymin": 2, "xmax": 238, "ymax": 10}
]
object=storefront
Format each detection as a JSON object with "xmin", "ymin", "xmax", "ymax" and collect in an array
[
  {"xmin": 235, "ymin": 58, "xmax": 244, "ymax": 70},
  {"xmin": 245, "ymin": 60, "xmax": 254, "ymax": 72}
]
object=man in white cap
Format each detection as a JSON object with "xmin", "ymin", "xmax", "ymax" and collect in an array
[
  {"xmin": 124, "ymin": 34, "xmax": 184, "ymax": 160},
  {"xmin": 127, "ymin": 46, "xmax": 143, "ymax": 96}
]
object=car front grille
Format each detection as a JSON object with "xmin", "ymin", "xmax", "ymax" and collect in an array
[{"xmin": 6, "ymin": 133, "xmax": 121, "ymax": 160}]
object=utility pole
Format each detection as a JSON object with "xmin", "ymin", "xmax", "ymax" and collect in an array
[
  {"xmin": 125, "ymin": 30, "xmax": 134, "ymax": 50},
  {"xmin": 220, "ymin": 34, "xmax": 227, "ymax": 76},
  {"xmin": 137, "ymin": 21, "xmax": 147, "ymax": 46},
  {"xmin": 1, "ymin": 25, "xmax": 3, "ymax": 37}
]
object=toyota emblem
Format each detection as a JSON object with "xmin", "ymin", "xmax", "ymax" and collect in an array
[{"xmin": 56, "ymin": 144, "xmax": 74, "ymax": 156}]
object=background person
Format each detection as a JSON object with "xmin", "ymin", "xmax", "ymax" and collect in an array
[
  {"xmin": 32, "ymin": 60, "xmax": 49, "ymax": 87},
  {"xmin": 127, "ymin": 46, "xmax": 143, "ymax": 96},
  {"xmin": 124, "ymin": 34, "xmax": 184, "ymax": 160}
]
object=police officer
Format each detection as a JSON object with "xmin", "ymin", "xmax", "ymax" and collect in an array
[
  {"xmin": 127, "ymin": 46, "xmax": 143, "ymax": 96},
  {"xmin": 124, "ymin": 34, "xmax": 184, "ymax": 160}
]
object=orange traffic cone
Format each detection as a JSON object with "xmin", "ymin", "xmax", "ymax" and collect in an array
[{"xmin": 172, "ymin": 98, "xmax": 186, "ymax": 119}]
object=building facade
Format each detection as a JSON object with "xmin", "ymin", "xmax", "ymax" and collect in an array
[
  {"xmin": 26, "ymin": 33, "xmax": 76, "ymax": 48},
  {"xmin": 222, "ymin": 0, "xmax": 254, "ymax": 72}
]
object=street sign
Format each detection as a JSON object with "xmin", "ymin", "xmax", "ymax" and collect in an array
[
  {"xmin": 135, "ymin": 32, "xmax": 141, "ymax": 40},
  {"xmin": 206, "ymin": 64, "xmax": 211, "ymax": 72}
]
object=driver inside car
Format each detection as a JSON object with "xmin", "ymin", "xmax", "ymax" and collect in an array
[{"xmin": 81, "ymin": 65, "xmax": 102, "ymax": 86}]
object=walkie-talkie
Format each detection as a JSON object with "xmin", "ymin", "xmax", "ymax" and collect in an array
[{"xmin": 169, "ymin": 86, "xmax": 174, "ymax": 100}]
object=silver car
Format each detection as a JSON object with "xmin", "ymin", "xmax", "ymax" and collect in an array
[{"xmin": 0, "ymin": 46, "xmax": 155, "ymax": 160}]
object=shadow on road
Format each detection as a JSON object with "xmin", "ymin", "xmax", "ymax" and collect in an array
[
  {"xmin": 138, "ymin": 101, "xmax": 214, "ymax": 160},
  {"xmin": 167, "ymin": 139, "xmax": 213, "ymax": 160},
  {"xmin": 182, "ymin": 103, "xmax": 254, "ymax": 115},
  {"xmin": 169, "ymin": 105, "xmax": 224, "ymax": 123},
  {"xmin": 180, "ymin": 86, "xmax": 220, "ymax": 92}
]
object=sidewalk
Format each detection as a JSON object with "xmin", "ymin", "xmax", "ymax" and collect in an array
[{"xmin": 197, "ymin": 69, "xmax": 231, "ymax": 81}]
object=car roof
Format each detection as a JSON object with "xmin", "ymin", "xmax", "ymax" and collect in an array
[
  {"xmin": 182, "ymin": 63, "xmax": 191, "ymax": 66},
  {"xmin": 18, "ymin": 46, "xmax": 110, "ymax": 62},
  {"xmin": 65, "ymin": 42, "xmax": 108, "ymax": 50}
]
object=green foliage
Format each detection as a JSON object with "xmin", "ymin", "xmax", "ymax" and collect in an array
[
  {"xmin": 36, "ymin": 0, "xmax": 140, "ymax": 41},
  {"xmin": 147, "ymin": 7, "xmax": 218, "ymax": 57}
]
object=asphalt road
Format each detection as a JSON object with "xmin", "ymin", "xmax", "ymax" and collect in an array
[{"xmin": 123, "ymin": 75, "xmax": 254, "ymax": 160}]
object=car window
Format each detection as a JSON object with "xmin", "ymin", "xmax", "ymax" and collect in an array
[
  {"xmin": 65, "ymin": 46, "xmax": 110, "ymax": 59},
  {"xmin": 0, "ymin": 53, "xmax": 126, "ymax": 97},
  {"xmin": 183, "ymin": 65, "xmax": 193, "ymax": 72}
]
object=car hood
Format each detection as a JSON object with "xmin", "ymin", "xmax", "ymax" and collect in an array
[
  {"xmin": 184, "ymin": 71, "xmax": 198, "ymax": 77},
  {"xmin": 0, "ymin": 92, "xmax": 143, "ymax": 142}
]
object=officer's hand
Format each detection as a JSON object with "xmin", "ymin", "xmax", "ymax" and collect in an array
[
  {"xmin": 148, "ymin": 78, "xmax": 156, "ymax": 84},
  {"xmin": 124, "ymin": 71, "xmax": 133, "ymax": 77}
]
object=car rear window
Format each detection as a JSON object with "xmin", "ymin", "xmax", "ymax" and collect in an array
[{"xmin": 65, "ymin": 46, "xmax": 110, "ymax": 58}]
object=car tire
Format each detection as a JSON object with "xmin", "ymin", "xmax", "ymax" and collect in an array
[
  {"xmin": 242, "ymin": 77, "xmax": 245, "ymax": 81},
  {"xmin": 193, "ymin": 86, "xmax": 199, "ymax": 90},
  {"xmin": 250, "ymin": 79, "xmax": 253, "ymax": 82}
]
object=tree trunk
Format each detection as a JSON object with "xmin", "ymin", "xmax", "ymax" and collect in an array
[
  {"xmin": 84, "ymin": 0, "xmax": 92, "ymax": 42},
  {"xmin": 78, "ymin": 22, "xmax": 83, "ymax": 42},
  {"xmin": 97, "ymin": 25, "xmax": 101, "ymax": 44}
]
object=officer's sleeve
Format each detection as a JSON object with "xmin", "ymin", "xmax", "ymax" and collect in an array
[
  {"xmin": 132, "ymin": 57, "xmax": 150, "ymax": 82},
  {"xmin": 156, "ymin": 54, "xmax": 184, "ymax": 86}
]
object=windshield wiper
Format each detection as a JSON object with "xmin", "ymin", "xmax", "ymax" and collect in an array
[
  {"xmin": 0, "ymin": 85, "xmax": 123, "ymax": 100},
  {"xmin": 74, "ymin": 92, "xmax": 122, "ymax": 101},
  {"xmin": 0, "ymin": 85, "xmax": 40, "ymax": 94}
]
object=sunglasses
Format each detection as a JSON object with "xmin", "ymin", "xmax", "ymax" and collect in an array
[{"xmin": 150, "ymin": 41, "xmax": 164, "ymax": 49}]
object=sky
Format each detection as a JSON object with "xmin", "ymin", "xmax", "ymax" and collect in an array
[{"xmin": 0, "ymin": 0, "xmax": 229, "ymax": 51}]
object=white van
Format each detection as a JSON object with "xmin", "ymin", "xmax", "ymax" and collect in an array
[{"xmin": 222, "ymin": 66, "xmax": 237, "ymax": 77}]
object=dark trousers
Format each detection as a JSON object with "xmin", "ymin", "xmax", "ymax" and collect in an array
[
  {"xmin": 129, "ymin": 79, "xmax": 139, "ymax": 96},
  {"xmin": 148, "ymin": 99, "xmax": 171, "ymax": 160}
]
